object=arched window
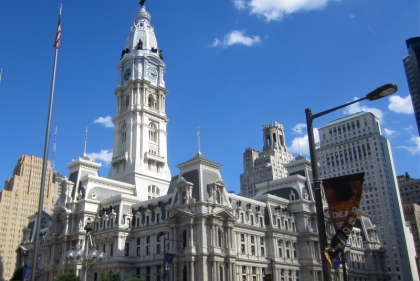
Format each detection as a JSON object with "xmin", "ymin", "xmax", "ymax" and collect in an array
[
  {"xmin": 121, "ymin": 123, "xmax": 127, "ymax": 142},
  {"xmin": 215, "ymin": 189, "xmax": 221, "ymax": 204},
  {"xmin": 148, "ymin": 95, "xmax": 155, "ymax": 109},
  {"xmin": 123, "ymin": 95, "xmax": 129, "ymax": 109},
  {"xmin": 278, "ymin": 240, "xmax": 283, "ymax": 257},
  {"xmin": 149, "ymin": 122, "xmax": 157, "ymax": 142},
  {"xmin": 148, "ymin": 185, "xmax": 160, "ymax": 199},
  {"xmin": 182, "ymin": 191, "xmax": 187, "ymax": 204}
]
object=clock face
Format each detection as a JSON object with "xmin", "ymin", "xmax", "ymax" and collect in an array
[
  {"xmin": 147, "ymin": 67, "xmax": 158, "ymax": 81},
  {"xmin": 123, "ymin": 68, "xmax": 132, "ymax": 81}
]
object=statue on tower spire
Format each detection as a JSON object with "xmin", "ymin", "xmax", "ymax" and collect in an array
[{"xmin": 139, "ymin": 0, "xmax": 146, "ymax": 7}]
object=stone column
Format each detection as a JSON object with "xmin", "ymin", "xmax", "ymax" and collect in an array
[
  {"xmin": 189, "ymin": 220, "xmax": 194, "ymax": 247},
  {"xmin": 190, "ymin": 261, "xmax": 194, "ymax": 281}
]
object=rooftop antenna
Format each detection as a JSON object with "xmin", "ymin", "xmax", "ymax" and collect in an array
[
  {"xmin": 52, "ymin": 126, "xmax": 58, "ymax": 169},
  {"xmin": 197, "ymin": 126, "xmax": 201, "ymax": 155},
  {"xmin": 296, "ymin": 128, "xmax": 302, "ymax": 155},
  {"xmin": 0, "ymin": 69, "xmax": 2, "ymax": 94},
  {"xmin": 83, "ymin": 127, "xmax": 88, "ymax": 156}
]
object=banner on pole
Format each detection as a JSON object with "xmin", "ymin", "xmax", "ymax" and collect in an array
[
  {"xmin": 162, "ymin": 252, "xmax": 176, "ymax": 279},
  {"xmin": 322, "ymin": 172, "xmax": 364, "ymax": 267},
  {"xmin": 23, "ymin": 267, "xmax": 32, "ymax": 280}
]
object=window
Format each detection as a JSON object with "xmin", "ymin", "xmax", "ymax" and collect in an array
[
  {"xmin": 110, "ymin": 243, "xmax": 114, "ymax": 256},
  {"xmin": 125, "ymin": 242, "xmax": 129, "ymax": 256},
  {"xmin": 149, "ymin": 122, "xmax": 157, "ymax": 142},
  {"xmin": 121, "ymin": 123, "xmax": 127, "ymax": 142},
  {"xmin": 278, "ymin": 240, "xmax": 283, "ymax": 257}
]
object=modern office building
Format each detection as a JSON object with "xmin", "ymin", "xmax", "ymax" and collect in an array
[
  {"xmin": 20, "ymin": 4, "xmax": 391, "ymax": 281},
  {"xmin": 0, "ymin": 155, "xmax": 59, "ymax": 280},
  {"xmin": 403, "ymin": 37, "xmax": 420, "ymax": 136},
  {"xmin": 240, "ymin": 122, "xmax": 294, "ymax": 197},
  {"xmin": 316, "ymin": 111, "xmax": 419, "ymax": 281},
  {"xmin": 397, "ymin": 173, "xmax": 420, "ymax": 271}
]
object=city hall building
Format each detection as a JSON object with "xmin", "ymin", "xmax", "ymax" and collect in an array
[{"xmin": 21, "ymin": 4, "xmax": 389, "ymax": 281}]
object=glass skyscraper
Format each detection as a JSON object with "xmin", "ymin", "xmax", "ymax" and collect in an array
[{"xmin": 403, "ymin": 37, "xmax": 420, "ymax": 136}]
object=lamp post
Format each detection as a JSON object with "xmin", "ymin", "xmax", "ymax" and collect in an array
[
  {"xmin": 66, "ymin": 223, "xmax": 104, "ymax": 281},
  {"xmin": 305, "ymin": 83, "xmax": 397, "ymax": 281}
]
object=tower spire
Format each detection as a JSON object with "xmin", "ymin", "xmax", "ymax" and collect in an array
[
  {"xmin": 197, "ymin": 126, "xmax": 201, "ymax": 154},
  {"xmin": 83, "ymin": 127, "xmax": 88, "ymax": 156},
  {"xmin": 296, "ymin": 128, "xmax": 302, "ymax": 155}
]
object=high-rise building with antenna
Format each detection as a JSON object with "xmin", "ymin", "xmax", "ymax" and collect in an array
[
  {"xmin": 0, "ymin": 155, "xmax": 59, "ymax": 280},
  {"xmin": 240, "ymin": 122, "xmax": 294, "ymax": 197}
]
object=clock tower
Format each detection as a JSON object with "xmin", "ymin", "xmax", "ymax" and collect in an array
[{"xmin": 108, "ymin": 4, "xmax": 171, "ymax": 200}]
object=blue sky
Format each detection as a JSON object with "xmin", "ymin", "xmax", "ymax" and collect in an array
[{"xmin": 0, "ymin": 0, "xmax": 419, "ymax": 193}]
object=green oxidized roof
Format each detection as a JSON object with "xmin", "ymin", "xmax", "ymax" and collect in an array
[{"xmin": 323, "ymin": 111, "xmax": 374, "ymax": 127}]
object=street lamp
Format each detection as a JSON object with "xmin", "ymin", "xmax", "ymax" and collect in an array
[
  {"xmin": 66, "ymin": 222, "xmax": 104, "ymax": 281},
  {"xmin": 305, "ymin": 83, "xmax": 397, "ymax": 281}
]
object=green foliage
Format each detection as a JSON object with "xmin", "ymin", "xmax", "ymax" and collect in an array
[
  {"xmin": 10, "ymin": 267, "xmax": 23, "ymax": 281},
  {"xmin": 125, "ymin": 278, "xmax": 145, "ymax": 281},
  {"xmin": 55, "ymin": 273, "xmax": 81, "ymax": 281},
  {"xmin": 98, "ymin": 273, "xmax": 120, "ymax": 281}
]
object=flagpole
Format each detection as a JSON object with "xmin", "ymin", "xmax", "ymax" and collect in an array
[{"xmin": 31, "ymin": 5, "xmax": 62, "ymax": 281}]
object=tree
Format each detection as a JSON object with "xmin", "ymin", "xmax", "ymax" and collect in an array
[
  {"xmin": 55, "ymin": 273, "xmax": 81, "ymax": 281},
  {"xmin": 10, "ymin": 267, "xmax": 23, "ymax": 281},
  {"xmin": 98, "ymin": 273, "xmax": 120, "ymax": 281}
]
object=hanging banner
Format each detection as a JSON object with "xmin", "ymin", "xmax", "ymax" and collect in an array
[
  {"xmin": 23, "ymin": 267, "xmax": 32, "ymax": 280},
  {"xmin": 322, "ymin": 172, "xmax": 364, "ymax": 267},
  {"xmin": 162, "ymin": 252, "xmax": 176, "ymax": 279}
]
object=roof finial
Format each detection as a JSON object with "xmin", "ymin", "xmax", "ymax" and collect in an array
[
  {"xmin": 139, "ymin": 0, "xmax": 146, "ymax": 7},
  {"xmin": 197, "ymin": 126, "xmax": 201, "ymax": 155},
  {"xmin": 83, "ymin": 127, "xmax": 88, "ymax": 156}
]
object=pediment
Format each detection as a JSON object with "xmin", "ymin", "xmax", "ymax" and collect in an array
[
  {"xmin": 168, "ymin": 207, "xmax": 194, "ymax": 220},
  {"xmin": 212, "ymin": 208, "xmax": 236, "ymax": 221}
]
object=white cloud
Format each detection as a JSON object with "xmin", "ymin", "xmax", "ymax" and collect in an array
[
  {"xmin": 388, "ymin": 95, "xmax": 414, "ymax": 114},
  {"xmin": 87, "ymin": 149, "xmax": 113, "ymax": 164},
  {"xmin": 210, "ymin": 30, "xmax": 261, "ymax": 48},
  {"xmin": 94, "ymin": 116, "xmax": 114, "ymax": 128},
  {"xmin": 233, "ymin": 0, "xmax": 247, "ymax": 10},
  {"xmin": 397, "ymin": 136, "xmax": 420, "ymax": 155},
  {"xmin": 234, "ymin": 0, "xmax": 331, "ymax": 22},
  {"xmin": 343, "ymin": 98, "xmax": 384, "ymax": 121},
  {"xmin": 383, "ymin": 128, "xmax": 397, "ymax": 137},
  {"xmin": 404, "ymin": 125, "xmax": 415, "ymax": 133},
  {"xmin": 288, "ymin": 128, "xmax": 319, "ymax": 157},
  {"xmin": 292, "ymin": 123, "xmax": 307, "ymax": 134}
]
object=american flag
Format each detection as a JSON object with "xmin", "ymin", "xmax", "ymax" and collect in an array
[{"xmin": 54, "ymin": 6, "xmax": 62, "ymax": 49}]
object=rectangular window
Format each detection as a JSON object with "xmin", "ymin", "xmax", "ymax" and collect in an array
[
  {"xmin": 110, "ymin": 243, "xmax": 114, "ymax": 256},
  {"xmin": 125, "ymin": 242, "xmax": 129, "ymax": 256}
]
